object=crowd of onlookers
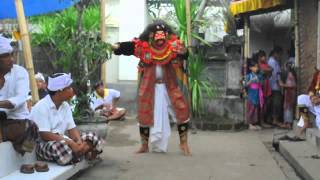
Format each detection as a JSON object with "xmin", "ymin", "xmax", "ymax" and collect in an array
[
  {"xmin": 243, "ymin": 45, "xmax": 320, "ymax": 137},
  {"xmin": 243, "ymin": 46, "xmax": 297, "ymax": 131}
]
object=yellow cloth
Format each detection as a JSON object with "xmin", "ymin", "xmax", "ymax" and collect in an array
[
  {"xmin": 230, "ymin": 0, "xmax": 285, "ymax": 16},
  {"xmin": 95, "ymin": 88, "xmax": 109, "ymax": 99}
]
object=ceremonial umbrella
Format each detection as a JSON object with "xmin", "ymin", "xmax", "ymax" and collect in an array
[{"xmin": 0, "ymin": 0, "xmax": 79, "ymax": 102}]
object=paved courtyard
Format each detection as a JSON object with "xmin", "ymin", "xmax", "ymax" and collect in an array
[{"xmin": 72, "ymin": 117, "xmax": 299, "ymax": 180}]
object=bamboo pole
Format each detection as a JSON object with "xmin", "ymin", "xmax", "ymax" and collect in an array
[
  {"xmin": 100, "ymin": 0, "xmax": 107, "ymax": 85},
  {"xmin": 185, "ymin": 0, "xmax": 193, "ymax": 54},
  {"xmin": 15, "ymin": 0, "xmax": 39, "ymax": 102}
]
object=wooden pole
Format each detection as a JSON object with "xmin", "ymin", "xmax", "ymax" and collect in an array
[
  {"xmin": 14, "ymin": 0, "xmax": 39, "ymax": 102},
  {"xmin": 185, "ymin": 0, "xmax": 193, "ymax": 54},
  {"xmin": 317, "ymin": 0, "xmax": 320, "ymax": 69},
  {"xmin": 243, "ymin": 15, "xmax": 250, "ymax": 125},
  {"xmin": 100, "ymin": 0, "xmax": 107, "ymax": 86},
  {"xmin": 294, "ymin": 0, "xmax": 300, "ymax": 93}
]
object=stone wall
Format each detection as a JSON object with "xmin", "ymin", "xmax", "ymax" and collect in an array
[
  {"xmin": 15, "ymin": 46, "xmax": 57, "ymax": 77},
  {"xmin": 32, "ymin": 47, "xmax": 58, "ymax": 76},
  {"xmin": 297, "ymin": 0, "xmax": 318, "ymax": 93},
  {"xmin": 198, "ymin": 41, "xmax": 245, "ymax": 128}
]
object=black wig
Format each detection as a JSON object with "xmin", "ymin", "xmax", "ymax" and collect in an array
[{"xmin": 138, "ymin": 19, "xmax": 175, "ymax": 41}]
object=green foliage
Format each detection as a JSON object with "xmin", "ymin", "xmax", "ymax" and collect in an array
[
  {"xmin": 83, "ymin": 6, "xmax": 100, "ymax": 31},
  {"xmin": 171, "ymin": 0, "xmax": 210, "ymax": 46},
  {"xmin": 188, "ymin": 53, "xmax": 219, "ymax": 117},
  {"xmin": 30, "ymin": 5, "xmax": 112, "ymax": 118},
  {"xmin": 170, "ymin": 0, "xmax": 219, "ymax": 117}
]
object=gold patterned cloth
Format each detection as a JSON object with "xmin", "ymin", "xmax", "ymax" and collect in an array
[
  {"xmin": 230, "ymin": 0, "xmax": 285, "ymax": 16},
  {"xmin": 137, "ymin": 64, "xmax": 190, "ymax": 126}
]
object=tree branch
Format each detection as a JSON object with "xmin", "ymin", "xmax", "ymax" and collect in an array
[{"xmin": 194, "ymin": 0, "xmax": 208, "ymax": 22}]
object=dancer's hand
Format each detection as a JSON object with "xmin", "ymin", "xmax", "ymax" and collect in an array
[
  {"xmin": 112, "ymin": 43, "xmax": 120, "ymax": 51},
  {"xmin": 173, "ymin": 44, "xmax": 187, "ymax": 55}
]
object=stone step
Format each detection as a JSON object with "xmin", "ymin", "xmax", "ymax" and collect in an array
[
  {"xmin": 0, "ymin": 142, "xmax": 90, "ymax": 180},
  {"xmin": 2, "ymin": 161, "xmax": 89, "ymax": 180},
  {"xmin": 306, "ymin": 128, "xmax": 320, "ymax": 150},
  {"xmin": 279, "ymin": 140, "xmax": 320, "ymax": 180}
]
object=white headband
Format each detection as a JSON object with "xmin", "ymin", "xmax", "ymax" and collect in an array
[
  {"xmin": 48, "ymin": 73, "xmax": 73, "ymax": 91},
  {"xmin": 0, "ymin": 35, "xmax": 13, "ymax": 55},
  {"xmin": 35, "ymin": 72, "xmax": 45, "ymax": 82}
]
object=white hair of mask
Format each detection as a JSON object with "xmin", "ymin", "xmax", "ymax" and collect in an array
[
  {"xmin": 48, "ymin": 73, "xmax": 73, "ymax": 91},
  {"xmin": 0, "ymin": 35, "xmax": 13, "ymax": 55}
]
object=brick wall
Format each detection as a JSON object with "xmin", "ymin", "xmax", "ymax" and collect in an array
[{"xmin": 297, "ymin": 0, "xmax": 318, "ymax": 93}]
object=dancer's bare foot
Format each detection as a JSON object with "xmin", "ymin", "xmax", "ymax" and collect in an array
[
  {"xmin": 180, "ymin": 143, "xmax": 192, "ymax": 156},
  {"xmin": 135, "ymin": 144, "xmax": 149, "ymax": 154}
]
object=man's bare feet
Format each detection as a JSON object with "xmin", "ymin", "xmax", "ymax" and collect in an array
[
  {"xmin": 135, "ymin": 144, "xmax": 149, "ymax": 154},
  {"xmin": 180, "ymin": 143, "xmax": 191, "ymax": 156}
]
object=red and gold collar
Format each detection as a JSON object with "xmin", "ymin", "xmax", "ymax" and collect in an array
[{"xmin": 133, "ymin": 35, "xmax": 182, "ymax": 65}]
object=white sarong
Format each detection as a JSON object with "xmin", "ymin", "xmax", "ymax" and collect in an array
[
  {"xmin": 150, "ymin": 83, "xmax": 177, "ymax": 152},
  {"xmin": 297, "ymin": 94, "xmax": 320, "ymax": 129}
]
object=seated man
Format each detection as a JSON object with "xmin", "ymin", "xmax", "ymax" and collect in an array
[
  {"xmin": 297, "ymin": 70, "xmax": 320, "ymax": 136},
  {"xmin": 90, "ymin": 81, "xmax": 126, "ymax": 121},
  {"xmin": 30, "ymin": 73, "xmax": 103, "ymax": 165},
  {"xmin": 0, "ymin": 35, "xmax": 38, "ymax": 155}
]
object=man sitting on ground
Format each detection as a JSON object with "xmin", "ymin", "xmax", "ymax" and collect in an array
[
  {"xmin": 90, "ymin": 81, "xmax": 126, "ymax": 121},
  {"xmin": 0, "ymin": 35, "xmax": 38, "ymax": 155},
  {"xmin": 30, "ymin": 73, "xmax": 103, "ymax": 165}
]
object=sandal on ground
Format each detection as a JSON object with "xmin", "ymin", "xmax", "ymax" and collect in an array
[
  {"xmin": 289, "ymin": 136, "xmax": 305, "ymax": 142},
  {"xmin": 311, "ymin": 154, "xmax": 320, "ymax": 159},
  {"xmin": 20, "ymin": 164, "xmax": 34, "ymax": 174},
  {"xmin": 278, "ymin": 135, "xmax": 291, "ymax": 141},
  {"xmin": 277, "ymin": 124, "xmax": 291, "ymax": 130},
  {"xmin": 34, "ymin": 162, "xmax": 49, "ymax": 172}
]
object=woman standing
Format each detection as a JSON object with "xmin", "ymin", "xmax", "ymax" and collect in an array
[
  {"xmin": 280, "ymin": 62, "xmax": 296, "ymax": 129},
  {"xmin": 256, "ymin": 50, "xmax": 272, "ymax": 127}
]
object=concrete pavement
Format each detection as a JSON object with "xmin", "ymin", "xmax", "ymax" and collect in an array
[{"xmin": 72, "ymin": 117, "xmax": 289, "ymax": 180}]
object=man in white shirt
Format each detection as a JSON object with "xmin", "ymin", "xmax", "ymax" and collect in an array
[
  {"xmin": 0, "ymin": 35, "xmax": 38, "ymax": 154},
  {"xmin": 30, "ymin": 73, "xmax": 103, "ymax": 165},
  {"xmin": 90, "ymin": 81, "xmax": 126, "ymax": 121},
  {"xmin": 267, "ymin": 46, "xmax": 283, "ymax": 127}
]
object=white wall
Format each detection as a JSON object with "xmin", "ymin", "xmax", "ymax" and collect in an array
[
  {"xmin": 249, "ymin": 30, "xmax": 273, "ymax": 56},
  {"xmin": 104, "ymin": 0, "xmax": 148, "ymax": 82},
  {"xmin": 118, "ymin": 0, "xmax": 148, "ymax": 80},
  {"xmin": 104, "ymin": 0, "xmax": 120, "ymax": 83},
  {"xmin": 105, "ymin": 27, "xmax": 119, "ymax": 83},
  {"xmin": 106, "ymin": 0, "xmax": 120, "ymax": 27}
]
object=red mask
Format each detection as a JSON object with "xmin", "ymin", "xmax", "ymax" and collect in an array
[{"xmin": 154, "ymin": 31, "xmax": 166, "ymax": 41}]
